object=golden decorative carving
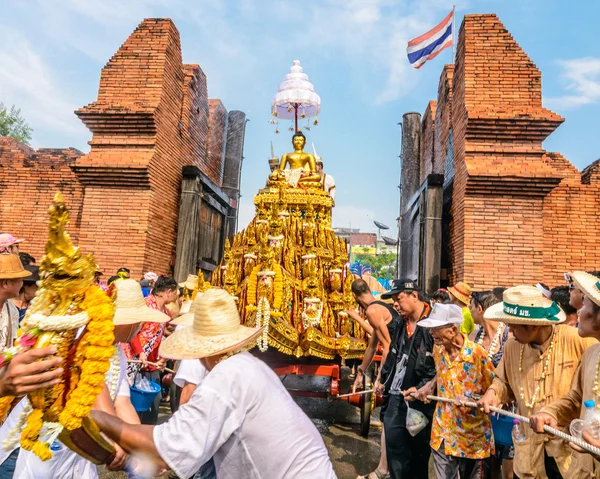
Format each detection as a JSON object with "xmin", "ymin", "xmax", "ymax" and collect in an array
[{"xmin": 210, "ymin": 138, "xmax": 364, "ymax": 358}]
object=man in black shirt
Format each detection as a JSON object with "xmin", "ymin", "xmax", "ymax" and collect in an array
[{"xmin": 379, "ymin": 279, "xmax": 436, "ymax": 479}]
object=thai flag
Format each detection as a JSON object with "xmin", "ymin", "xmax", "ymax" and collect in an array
[{"xmin": 407, "ymin": 10, "xmax": 454, "ymax": 69}]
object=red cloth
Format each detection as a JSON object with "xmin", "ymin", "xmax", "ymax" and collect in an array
[{"xmin": 120, "ymin": 294, "xmax": 172, "ymax": 372}]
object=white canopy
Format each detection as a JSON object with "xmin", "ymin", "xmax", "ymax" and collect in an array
[{"xmin": 271, "ymin": 60, "xmax": 320, "ymax": 120}]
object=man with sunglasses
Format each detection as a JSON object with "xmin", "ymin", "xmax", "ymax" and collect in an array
[{"xmin": 378, "ymin": 279, "xmax": 435, "ymax": 479}]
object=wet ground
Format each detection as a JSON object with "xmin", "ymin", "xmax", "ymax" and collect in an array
[{"xmin": 99, "ymin": 367, "xmax": 384, "ymax": 479}]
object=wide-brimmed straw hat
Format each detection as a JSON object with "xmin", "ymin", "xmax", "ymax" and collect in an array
[
  {"xmin": 0, "ymin": 253, "xmax": 32, "ymax": 280},
  {"xmin": 159, "ymin": 288, "xmax": 263, "ymax": 359},
  {"xmin": 447, "ymin": 282, "xmax": 472, "ymax": 306},
  {"xmin": 178, "ymin": 274, "xmax": 198, "ymax": 291},
  {"xmin": 484, "ymin": 285, "xmax": 565, "ymax": 325},
  {"xmin": 171, "ymin": 299, "xmax": 195, "ymax": 327},
  {"xmin": 572, "ymin": 271, "xmax": 600, "ymax": 307},
  {"xmin": 112, "ymin": 279, "xmax": 170, "ymax": 326}
]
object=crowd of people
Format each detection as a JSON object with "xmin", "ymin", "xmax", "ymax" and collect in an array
[
  {"xmin": 353, "ymin": 273, "xmax": 600, "ymax": 479},
  {"xmin": 0, "ymin": 232, "xmax": 336, "ymax": 478},
  {"xmin": 1, "ymin": 228, "xmax": 600, "ymax": 479}
]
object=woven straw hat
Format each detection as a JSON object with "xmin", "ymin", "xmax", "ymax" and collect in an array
[
  {"xmin": 484, "ymin": 285, "xmax": 566, "ymax": 325},
  {"xmin": 170, "ymin": 299, "xmax": 195, "ymax": 327},
  {"xmin": 113, "ymin": 279, "xmax": 170, "ymax": 325},
  {"xmin": 0, "ymin": 253, "xmax": 32, "ymax": 280},
  {"xmin": 159, "ymin": 288, "xmax": 263, "ymax": 359},
  {"xmin": 178, "ymin": 274, "xmax": 198, "ymax": 291},
  {"xmin": 572, "ymin": 271, "xmax": 600, "ymax": 307},
  {"xmin": 447, "ymin": 282, "xmax": 472, "ymax": 306}
]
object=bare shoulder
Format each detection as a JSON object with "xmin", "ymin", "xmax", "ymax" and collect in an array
[{"xmin": 366, "ymin": 303, "xmax": 391, "ymax": 322}]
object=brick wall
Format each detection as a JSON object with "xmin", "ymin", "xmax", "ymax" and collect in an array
[
  {"xmin": 435, "ymin": 65, "xmax": 453, "ymax": 179},
  {"xmin": 0, "ymin": 18, "xmax": 243, "ymax": 279},
  {"xmin": 424, "ymin": 14, "xmax": 600, "ymax": 289},
  {"xmin": 420, "ymin": 101, "xmax": 436, "ymax": 184},
  {"xmin": 0, "ymin": 139, "xmax": 84, "ymax": 261}
]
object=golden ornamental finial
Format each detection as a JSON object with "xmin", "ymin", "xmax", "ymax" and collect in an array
[{"xmin": 34, "ymin": 192, "xmax": 97, "ymax": 316}]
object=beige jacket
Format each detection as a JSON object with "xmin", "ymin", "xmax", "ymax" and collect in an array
[
  {"xmin": 542, "ymin": 343, "xmax": 600, "ymax": 479},
  {"xmin": 489, "ymin": 325, "xmax": 596, "ymax": 478}
]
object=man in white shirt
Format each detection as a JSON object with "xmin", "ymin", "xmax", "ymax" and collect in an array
[
  {"xmin": 91, "ymin": 288, "xmax": 337, "ymax": 479},
  {"xmin": 316, "ymin": 159, "xmax": 336, "ymax": 203}
]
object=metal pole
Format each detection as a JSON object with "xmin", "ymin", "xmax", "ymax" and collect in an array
[
  {"xmin": 396, "ymin": 121, "xmax": 403, "ymax": 278},
  {"xmin": 294, "ymin": 103, "xmax": 299, "ymax": 132},
  {"xmin": 451, "ymin": 5, "xmax": 456, "ymax": 63}
]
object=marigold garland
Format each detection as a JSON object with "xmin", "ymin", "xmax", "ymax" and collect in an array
[
  {"xmin": 245, "ymin": 265, "xmax": 261, "ymax": 312},
  {"xmin": 272, "ymin": 264, "xmax": 284, "ymax": 312},
  {"xmin": 58, "ymin": 285, "xmax": 115, "ymax": 431},
  {"xmin": 20, "ymin": 408, "xmax": 45, "ymax": 455},
  {"xmin": 0, "ymin": 396, "xmax": 14, "ymax": 423}
]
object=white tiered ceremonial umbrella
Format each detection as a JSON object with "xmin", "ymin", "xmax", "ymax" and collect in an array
[{"xmin": 271, "ymin": 60, "xmax": 320, "ymax": 132}]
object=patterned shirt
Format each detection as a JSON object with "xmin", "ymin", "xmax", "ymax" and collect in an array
[
  {"xmin": 120, "ymin": 295, "xmax": 172, "ymax": 374},
  {"xmin": 431, "ymin": 334, "xmax": 495, "ymax": 459},
  {"xmin": 474, "ymin": 325, "xmax": 509, "ymax": 368}
]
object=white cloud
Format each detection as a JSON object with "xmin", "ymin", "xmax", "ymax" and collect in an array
[
  {"xmin": 272, "ymin": 0, "xmax": 459, "ymax": 104},
  {"xmin": 0, "ymin": 29, "xmax": 88, "ymax": 146},
  {"xmin": 545, "ymin": 57, "xmax": 600, "ymax": 110}
]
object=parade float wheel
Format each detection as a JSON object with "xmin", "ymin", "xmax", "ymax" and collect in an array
[{"xmin": 359, "ymin": 368, "xmax": 373, "ymax": 437}]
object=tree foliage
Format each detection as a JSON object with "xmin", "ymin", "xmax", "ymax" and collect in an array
[
  {"xmin": 353, "ymin": 247, "xmax": 396, "ymax": 280},
  {"xmin": 0, "ymin": 103, "xmax": 33, "ymax": 145}
]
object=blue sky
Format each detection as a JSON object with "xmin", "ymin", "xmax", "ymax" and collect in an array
[{"xmin": 1, "ymin": 0, "xmax": 599, "ymax": 234}]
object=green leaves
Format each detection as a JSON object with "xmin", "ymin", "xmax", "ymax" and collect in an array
[{"xmin": 0, "ymin": 103, "xmax": 33, "ymax": 145}]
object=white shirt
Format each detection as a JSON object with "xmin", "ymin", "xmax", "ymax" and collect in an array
[
  {"xmin": 154, "ymin": 352, "xmax": 337, "ymax": 479},
  {"xmin": 323, "ymin": 173, "xmax": 336, "ymax": 200},
  {"xmin": 0, "ymin": 348, "xmax": 131, "ymax": 479},
  {"xmin": 173, "ymin": 359, "xmax": 207, "ymax": 388},
  {"xmin": 0, "ymin": 301, "xmax": 19, "ymax": 351}
]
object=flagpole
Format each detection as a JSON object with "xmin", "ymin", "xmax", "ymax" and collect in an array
[{"xmin": 451, "ymin": 5, "xmax": 456, "ymax": 63}]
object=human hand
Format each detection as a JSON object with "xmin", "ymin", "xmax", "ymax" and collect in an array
[
  {"xmin": 455, "ymin": 395, "xmax": 469, "ymax": 407},
  {"xmin": 374, "ymin": 377, "xmax": 383, "ymax": 395},
  {"xmin": 0, "ymin": 347, "xmax": 62, "ymax": 397},
  {"xmin": 155, "ymin": 357, "xmax": 167, "ymax": 372},
  {"xmin": 570, "ymin": 430, "xmax": 600, "ymax": 459},
  {"xmin": 529, "ymin": 412, "xmax": 557, "ymax": 433},
  {"xmin": 352, "ymin": 370, "xmax": 364, "ymax": 393},
  {"xmin": 106, "ymin": 442, "xmax": 128, "ymax": 471},
  {"xmin": 138, "ymin": 351, "xmax": 148, "ymax": 368},
  {"xmin": 403, "ymin": 387, "xmax": 418, "ymax": 402},
  {"xmin": 477, "ymin": 389, "xmax": 499, "ymax": 414}
]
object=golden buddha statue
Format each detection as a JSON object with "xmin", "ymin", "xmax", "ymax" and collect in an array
[{"xmin": 270, "ymin": 131, "xmax": 321, "ymax": 187}]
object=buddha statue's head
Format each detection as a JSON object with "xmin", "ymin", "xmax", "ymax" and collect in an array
[{"xmin": 292, "ymin": 131, "xmax": 306, "ymax": 151}]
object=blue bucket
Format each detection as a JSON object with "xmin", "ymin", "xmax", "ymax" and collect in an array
[
  {"xmin": 130, "ymin": 380, "xmax": 161, "ymax": 412},
  {"xmin": 491, "ymin": 414, "xmax": 514, "ymax": 447}
]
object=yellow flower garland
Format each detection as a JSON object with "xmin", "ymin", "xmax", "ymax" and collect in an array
[
  {"xmin": 271, "ymin": 264, "xmax": 284, "ymax": 318},
  {"xmin": 0, "ymin": 396, "xmax": 14, "ymax": 423},
  {"xmin": 18, "ymin": 285, "xmax": 114, "ymax": 460},
  {"xmin": 245, "ymin": 265, "xmax": 260, "ymax": 312},
  {"xmin": 59, "ymin": 285, "xmax": 115, "ymax": 431}
]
